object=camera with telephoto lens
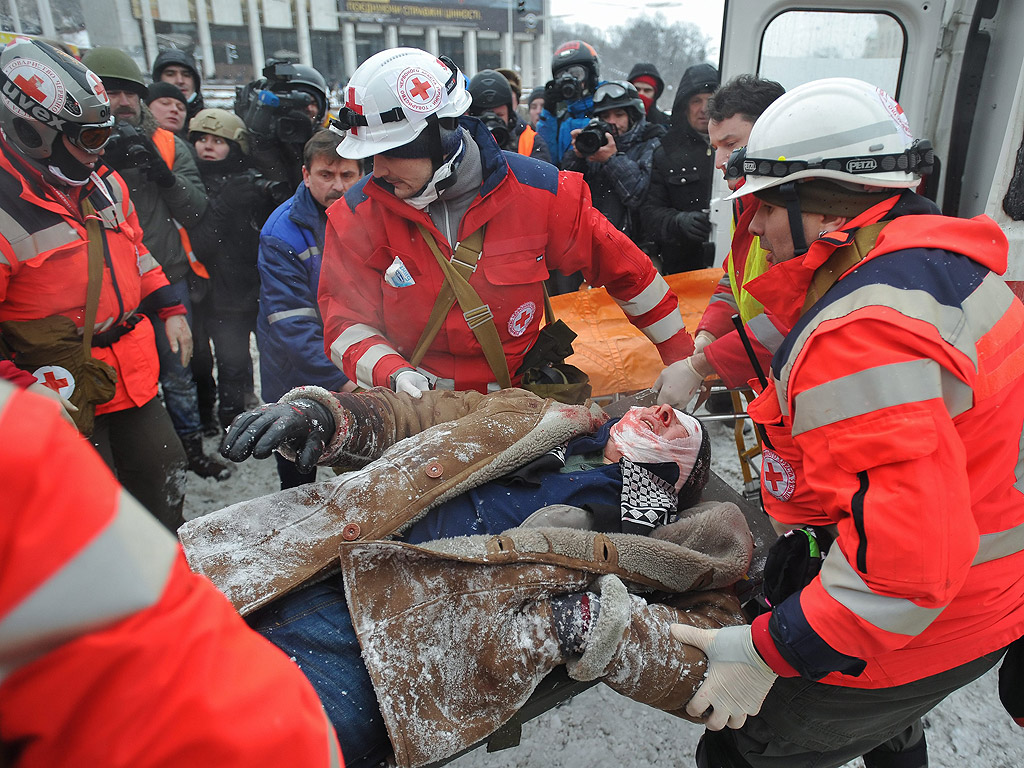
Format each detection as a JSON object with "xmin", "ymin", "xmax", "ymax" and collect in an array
[
  {"xmin": 239, "ymin": 168, "xmax": 292, "ymax": 205},
  {"xmin": 553, "ymin": 70, "xmax": 584, "ymax": 102},
  {"xmin": 478, "ymin": 110, "xmax": 511, "ymax": 147},
  {"xmin": 575, "ymin": 118, "xmax": 613, "ymax": 156},
  {"xmin": 235, "ymin": 60, "xmax": 316, "ymax": 145},
  {"xmin": 102, "ymin": 123, "xmax": 152, "ymax": 170}
]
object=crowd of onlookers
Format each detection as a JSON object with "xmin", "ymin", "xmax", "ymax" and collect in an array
[{"xmin": 1, "ymin": 39, "xmax": 721, "ymax": 525}]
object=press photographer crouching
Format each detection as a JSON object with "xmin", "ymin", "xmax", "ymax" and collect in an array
[{"xmin": 235, "ymin": 59, "xmax": 329, "ymax": 190}]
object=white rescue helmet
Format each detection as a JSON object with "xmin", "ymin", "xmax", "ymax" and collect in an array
[
  {"xmin": 331, "ymin": 48, "xmax": 472, "ymax": 159},
  {"xmin": 726, "ymin": 77, "xmax": 933, "ymax": 200}
]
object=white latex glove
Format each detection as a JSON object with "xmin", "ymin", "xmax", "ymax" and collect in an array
[
  {"xmin": 164, "ymin": 313, "xmax": 193, "ymax": 367},
  {"xmin": 670, "ymin": 624, "xmax": 778, "ymax": 731},
  {"xmin": 394, "ymin": 369, "xmax": 430, "ymax": 399},
  {"xmin": 693, "ymin": 330, "xmax": 716, "ymax": 354},
  {"xmin": 654, "ymin": 357, "xmax": 704, "ymax": 409}
]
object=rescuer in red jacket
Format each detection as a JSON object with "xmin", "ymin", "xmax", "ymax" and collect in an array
[
  {"xmin": 0, "ymin": 378, "xmax": 343, "ymax": 767},
  {"xmin": 323, "ymin": 48, "xmax": 693, "ymax": 397},
  {"xmin": 660, "ymin": 78, "xmax": 1024, "ymax": 768},
  {"xmin": 0, "ymin": 38, "xmax": 188, "ymax": 531}
]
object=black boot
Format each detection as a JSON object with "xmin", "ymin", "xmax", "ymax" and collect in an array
[
  {"xmin": 181, "ymin": 431, "xmax": 232, "ymax": 481},
  {"xmin": 863, "ymin": 731, "xmax": 928, "ymax": 768}
]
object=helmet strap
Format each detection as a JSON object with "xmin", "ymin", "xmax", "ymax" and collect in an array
[{"xmin": 780, "ymin": 181, "xmax": 809, "ymax": 257}]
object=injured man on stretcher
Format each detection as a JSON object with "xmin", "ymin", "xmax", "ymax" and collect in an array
[{"xmin": 178, "ymin": 386, "xmax": 754, "ymax": 768}]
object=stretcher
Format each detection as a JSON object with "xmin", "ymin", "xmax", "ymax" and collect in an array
[{"xmin": 423, "ymin": 388, "xmax": 776, "ymax": 767}]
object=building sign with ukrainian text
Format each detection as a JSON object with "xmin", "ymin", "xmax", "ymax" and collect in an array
[{"xmin": 342, "ymin": 0, "xmax": 543, "ymax": 32}]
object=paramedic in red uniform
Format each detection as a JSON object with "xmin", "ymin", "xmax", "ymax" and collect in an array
[
  {"xmin": 0, "ymin": 379, "xmax": 343, "ymax": 767},
  {"xmin": 322, "ymin": 48, "xmax": 693, "ymax": 397},
  {"xmin": 0, "ymin": 38, "xmax": 188, "ymax": 531},
  {"xmin": 659, "ymin": 78, "xmax": 1024, "ymax": 767}
]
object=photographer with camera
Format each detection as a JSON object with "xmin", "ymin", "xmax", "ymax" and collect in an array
[
  {"xmin": 187, "ymin": 109, "xmax": 285, "ymax": 431},
  {"xmin": 81, "ymin": 47, "xmax": 231, "ymax": 482},
  {"xmin": 235, "ymin": 60, "xmax": 329, "ymax": 192},
  {"xmin": 467, "ymin": 69, "xmax": 550, "ymax": 163},
  {"xmin": 555, "ymin": 80, "xmax": 666, "ymax": 293},
  {"xmin": 537, "ymin": 40, "xmax": 601, "ymax": 167}
]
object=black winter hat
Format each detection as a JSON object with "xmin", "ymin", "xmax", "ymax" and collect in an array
[
  {"xmin": 672, "ymin": 63, "xmax": 719, "ymax": 114},
  {"xmin": 145, "ymin": 81, "xmax": 188, "ymax": 108},
  {"xmin": 627, "ymin": 63, "xmax": 665, "ymax": 100},
  {"xmin": 152, "ymin": 48, "xmax": 201, "ymax": 92}
]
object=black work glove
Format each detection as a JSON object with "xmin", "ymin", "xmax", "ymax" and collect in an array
[
  {"xmin": 542, "ymin": 79, "xmax": 559, "ymax": 115},
  {"xmin": 674, "ymin": 210, "xmax": 712, "ymax": 241},
  {"xmin": 220, "ymin": 398, "xmax": 336, "ymax": 472},
  {"xmin": 140, "ymin": 138, "xmax": 176, "ymax": 188},
  {"xmin": 221, "ymin": 178, "xmax": 262, "ymax": 212}
]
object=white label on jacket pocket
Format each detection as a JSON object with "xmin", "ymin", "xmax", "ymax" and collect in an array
[{"xmin": 385, "ymin": 257, "xmax": 415, "ymax": 288}]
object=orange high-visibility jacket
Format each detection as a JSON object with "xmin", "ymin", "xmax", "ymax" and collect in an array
[
  {"xmin": 0, "ymin": 381, "xmax": 343, "ymax": 767},
  {"xmin": 746, "ymin": 192, "xmax": 1024, "ymax": 688}
]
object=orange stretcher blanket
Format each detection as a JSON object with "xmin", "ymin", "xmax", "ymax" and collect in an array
[{"xmin": 550, "ymin": 268, "xmax": 721, "ymax": 397}]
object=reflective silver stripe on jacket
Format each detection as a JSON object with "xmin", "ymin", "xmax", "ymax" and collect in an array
[
  {"xmin": 613, "ymin": 272, "xmax": 672, "ymax": 317},
  {"xmin": 973, "ymin": 521, "xmax": 1024, "ymax": 565},
  {"xmin": 0, "ymin": 492, "xmax": 178, "ymax": 682},
  {"xmin": 267, "ymin": 307, "xmax": 319, "ymax": 324},
  {"xmin": 819, "ymin": 549, "xmax": 943, "ymax": 636},
  {"xmin": 296, "ymin": 245, "xmax": 320, "ymax": 262},
  {"xmin": 777, "ymin": 270, "xmax": 1012, "ymax": 417},
  {"xmin": 746, "ymin": 312, "xmax": 786, "ymax": 354},
  {"xmin": 0, "ymin": 201, "xmax": 80, "ymax": 265},
  {"xmin": 639, "ymin": 311, "xmax": 686, "ymax": 344},
  {"xmin": 790, "ymin": 359, "xmax": 973, "ymax": 436},
  {"xmin": 330, "ymin": 323, "xmax": 402, "ymax": 389}
]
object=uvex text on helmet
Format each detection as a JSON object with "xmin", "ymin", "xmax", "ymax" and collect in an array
[
  {"xmin": 331, "ymin": 48, "xmax": 472, "ymax": 160},
  {"xmin": 0, "ymin": 37, "xmax": 113, "ymax": 161}
]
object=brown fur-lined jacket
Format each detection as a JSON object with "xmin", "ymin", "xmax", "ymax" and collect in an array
[{"xmin": 179, "ymin": 387, "xmax": 608, "ymax": 614}]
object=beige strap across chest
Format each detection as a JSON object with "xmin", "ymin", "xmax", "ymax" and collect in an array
[
  {"xmin": 411, "ymin": 224, "xmax": 513, "ymax": 389},
  {"xmin": 801, "ymin": 222, "xmax": 888, "ymax": 316}
]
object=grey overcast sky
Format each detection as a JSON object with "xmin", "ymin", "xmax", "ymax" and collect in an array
[{"xmin": 548, "ymin": 0, "xmax": 725, "ymax": 59}]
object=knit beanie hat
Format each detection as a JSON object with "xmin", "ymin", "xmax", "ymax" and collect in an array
[{"xmin": 145, "ymin": 81, "xmax": 188, "ymax": 108}]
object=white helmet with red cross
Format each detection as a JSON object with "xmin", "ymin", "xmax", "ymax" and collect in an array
[
  {"xmin": 726, "ymin": 77, "xmax": 933, "ymax": 199},
  {"xmin": 332, "ymin": 48, "xmax": 472, "ymax": 159}
]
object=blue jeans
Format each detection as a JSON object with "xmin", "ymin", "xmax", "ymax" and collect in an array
[
  {"xmin": 246, "ymin": 578, "xmax": 390, "ymax": 768},
  {"xmin": 146, "ymin": 279, "xmax": 201, "ymax": 436}
]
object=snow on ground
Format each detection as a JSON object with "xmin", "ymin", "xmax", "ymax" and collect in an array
[{"xmin": 184, "ymin": 407, "xmax": 1024, "ymax": 768}]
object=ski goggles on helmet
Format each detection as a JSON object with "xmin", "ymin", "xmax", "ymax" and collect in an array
[
  {"xmin": 592, "ymin": 81, "xmax": 631, "ymax": 107},
  {"xmin": 63, "ymin": 117, "xmax": 116, "ymax": 153}
]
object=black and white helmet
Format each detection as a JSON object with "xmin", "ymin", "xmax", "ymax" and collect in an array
[{"xmin": 0, "ymin": 37, "xmax": 113, "ymax": 162}]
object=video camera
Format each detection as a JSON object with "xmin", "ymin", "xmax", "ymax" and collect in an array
[
  {"xmin": 235, "ymin": 60, "xmax": 317, "ymax": 145},
  {"xmin": 478, "ymin": 110, "xmax": 511, "ymax": 147},
  {"xmin": 575, "ymin": 118, "xmax": 613, "ymax": 156}
]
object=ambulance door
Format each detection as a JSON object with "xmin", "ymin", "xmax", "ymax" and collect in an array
[{"xmin": 710, "ymin": 0, "xmax": 944, "ymax": 264}]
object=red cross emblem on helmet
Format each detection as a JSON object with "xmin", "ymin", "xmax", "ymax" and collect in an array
[{"xmin": 397, "ymin": 66, "xmax": 443, "ymax": 114}]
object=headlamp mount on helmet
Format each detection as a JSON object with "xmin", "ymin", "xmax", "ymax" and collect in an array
[{"xmin": 725, "ymin": 139, "xmax": 935, "ymax": 184}]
